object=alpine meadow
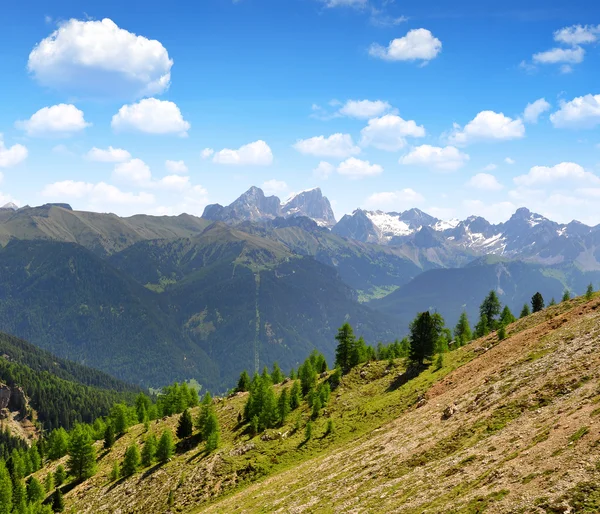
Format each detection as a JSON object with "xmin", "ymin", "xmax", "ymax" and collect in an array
[{"xmin": 1, "ymin": 1, "xmax": 600, "ymax": 512}]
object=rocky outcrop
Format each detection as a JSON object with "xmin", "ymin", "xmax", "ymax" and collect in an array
[{"xmin": 0, "ymin": 383, "xmax": 29, "ymax": 419}]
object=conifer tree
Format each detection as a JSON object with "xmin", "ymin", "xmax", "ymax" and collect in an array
[
  {"xmin": 435, "ymin": 353, "xmax": 444, "ymax": 370},
  {"xmin": 531, "ymin": 292, "xmax": 545, "ymax": 313},
  {"xmin": 236, "ymin": 371, "xmax": 251, "ymax": 392},
  {"xmin": 0, "ymin": 460, "xmax": 12, "ymax": 514},
  {"xmin": 498, "ymin": 324, "xmax": 507, "ymax": 341},
  {"xmin": 135, "ymin": 394, "xmax": 152, "ymax": 423},
  {"xmin": 289, "ymin": 381, "xmax": 302, "ymax": 410},
  {"xmin": 103, "ymin": 424, "xmax": 115, "ymax": 450},
  {"xmin": 52, "ymin": 488, "xmax": 65, "ymax": 513},
  {"xmin": 156, "ymin": 430, "xmax": 174, "ymax": 463},
  {"xmin": 48, "ymin": 429, "xmax": 69, "ymax": 461},
  {"xmin": 549, "ymin": 297, "xmax": 556, "ymax": 306},
  {"xmin": 453, "ymin": 311, "xmax": 472, "ymax": 345},
  {"xmin": 54, "ymin": 466, "xmax": 65, "ymax": 487},
  {"xmin": 299, "ymin": 360, "xmax": 317, "ymax": 396},
  {"xmin": 28, "ymin": 444, "xmax": 41, "ymax": 472},
  {"xmin": 112, "ymin": 403, "xmax": 129, "ymax": 436},
  {"xmin": 141, "ymin": 434, "xmax": 157, "ymax": 468},
  {"xmin": 122, "ymin": 445, "xmax": 141, "ymax": 477},
  {"xmin": 520, "ymin": 303, "xmax": 530, "ymax": 318},
  {"xmin": 26, "ymin": 476, "xmax": 44, "ymax": 504},
  {"xmin": 110, "ymin": 461, "xmax": 120, "ymax": 481},
  {"xmin": 204, "ymin": 411, "xmax": 220, "ymax": 452},
  {"xmin": 176, "ymin": 409, "xmax": 193, "ymax": 439},
  {"xmin": 586, "ymin": 283, "xmax": 594, "ymax": 300},
  {"xmin": 349, "ymin": 337, "xmax": 368, "ymax": 368},
  {"xmin": 319, "ymin": 383, "xmax": 331, "ymax": 406},
  {"xmin": 289, "ymin": 368, "xmax": 296, "ymax": 380},
  {"xmin": 499, "ymin": 305, "xmax": 516, "ymax": 326},
  {"xmin": 277, "ymin": 388, "xmax": 290, "ymax": 425},
  {"xmin": 334, "ymin": 323, "xmax": 356, "ymax": 374},
  {"xmin": 311, "ymin": 396, "xmax": 322, "ymax": 420},
  {"xmin": 44, "ymin": 472, "xmax": 54, "ymax": 494},
  {"xmin": 67, "ymin": 425, "xmax": 97, "ymax": 481},
  {"xmin": 562, "ymin": 290, "xmax": 571, "ymax": 302},
  {"xmin": 475, "ymin": 291, "xmax": 501, "ymax": 336},
  {"xmin": 261, "ymin": 366, "xmax": 272, "ymax": 383},
  {"xmin": 409, "ymin": 312, "xmax": 443, "ymax": 366},
  {"xmin": 305, "ymin": 421, "xmax": 313, "ymax": 441},
  {"xmin": 195, "ymin": 392, "xmax": 213, "ymax": 436},
  {"xmin": 271, "ymin": 362, "xmax": 284, "ymax": 384}
]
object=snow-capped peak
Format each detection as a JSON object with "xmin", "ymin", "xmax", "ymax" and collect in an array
[
  {"xmin": 433, "ymin": 218, "xmax": 460, "ymax": 231},
  {"xmin": 365, "ymin": 211, "xmax": 414, "ymax": 240}
]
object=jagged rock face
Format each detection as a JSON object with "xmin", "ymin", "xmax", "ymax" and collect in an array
[
  {"xmin": 0, "ymin": 202, "xmax": 18, "ymax": 211},
  {"xmin": 332, "ymin": 210, "xmax": 380, "ymax": 243},
  {"xmin": 202, "ymin": 187, "xmax": 336, "ymax": 227},
  {"xmin": 0, "ymin": 384, "xmax": 10, "ymax": 410},
  {"xmin": 281, "ymin": 188, "xmax": 336, "ymax": 228},
  {"xmin": 0, "ymin": 383, "xmax": 27, "ymax": 417}
]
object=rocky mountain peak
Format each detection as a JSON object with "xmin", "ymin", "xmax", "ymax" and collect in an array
[{"xmin": 282, "ymin": 188, "xmax": 336, "ymax": 228}]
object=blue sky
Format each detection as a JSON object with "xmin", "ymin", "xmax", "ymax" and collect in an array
[{"xmin": 1, "ymin": 0, "xmax": 600, "ymax": 223}]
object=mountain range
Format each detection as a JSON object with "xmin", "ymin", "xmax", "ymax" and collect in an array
[{"xmin": 0, "ymin": 187, "xmax": 597, "ymax": 391}]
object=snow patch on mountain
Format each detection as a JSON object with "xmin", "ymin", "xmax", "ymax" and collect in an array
[{"xmin": 365, "ymin": 211, "xmax": 414, "ymax": 240}]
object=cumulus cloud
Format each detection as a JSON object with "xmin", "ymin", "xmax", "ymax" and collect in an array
[
  {"xmin": 533, "ymin": 46, "xmax": 584, "ymax": 64},
  {"xmin": 369, "ymin": 29, "xmax": 442, "ymax": 63},
  {"xmin": 0, "ymin": 136, "xmax": 28, "ymax": 168},
  {"xmin": 337, "ymin": 157, "xmax": 383, "ymax": 179},
  {"xmin": 554, "ymin": 24, "xmax": 600, "ymax": 45},
  {"xmin": 212, "ymin": 140, "xmax": 273, "ymax": 165},
  {"xmin": 523, "ymin": 98, "xmax": 551, "ymax": 124},
  {"xmin": 111, "ymin": 98, "xmax": 190, "ymax": 136},
  {"xmin": 294, "ymin": 133, "xmax": 360, "ymax": 158},
  {"xmin": 201, "ymin": 148, "xmax": 214, "ymax": 159},
  {"xmin": 16, "ymin": 104, "xmax": 90, "ymax": 137},
  {"xmin": 400, "ymin": 145, "xmax": 469, "ymax": 171},
  {"xmin": 466, "ymin": 173, "xmax": 504, "ymax": 191},
  {"xmin": 447, "ymin": 111, "xmax": 525, "ymax": 145},
  {"xmin": 550, "ymin": 94, "xmax": 600, "ymax": 129},
  {"xmin": 505, "ymin": 157, "xmax": 516, "ymax": 165},
  {"xmin": 262, "ymin": 179, "xmax": 288, "ymax": 195},
  {"xmin": 482, "ymin": 164, "xmax": 497, "ymax": 171},
  {"xmin": 462, "ymin": 200, "xmax": 517, "ymax": 224},
  {"xmin": 165, "ymin": 160, "xmax": 188, "ymax": 174},
  {"xmin": 153, "ymin": 184, "xmax": 209, "ymax": 217},
  {"xmin": 28, "ymin": 18, "xmax": 172, "ymax": 98},
  {"xmin": 338, "ymin": 100, "xmax": 394, "ymax": 119},
  {"xmin": 155, "ymin": 174, "xmax": 191, "ymax": 192},
  {"xmin": 313, "ymin": 161, "xmax": 335, "ymax": 180},
  {"xmin": 86, "ymin": 146, "xmax": 131, "ymax": 162},
  {"xmin": 112, "ymin": 158, "xmax": 152, "ymax": 186},
  {"xmin": 41, "ymin": 180, "xmax": 155, "ymax": 207},
  {"xmin": 364, "ymin": 188, "xmax": 424, "ymax": 209},
  {"xmin": 360, "ymin": 114, "xmax": 425, "ymax": 151},
  {"xmin": 514, "ymin": 162, "xmax": 600, "ymax": 187}
]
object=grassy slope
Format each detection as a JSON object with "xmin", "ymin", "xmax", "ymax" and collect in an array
[{"xmin": 38, "ymin": 292, "xmax": 600, "ymax": 513}]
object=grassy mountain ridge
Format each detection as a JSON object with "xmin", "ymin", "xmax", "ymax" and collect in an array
[{"xmin": 39, "ymin": 292, "xmax": 600, "ymax": 512}]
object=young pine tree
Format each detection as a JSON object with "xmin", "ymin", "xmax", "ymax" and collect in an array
[
  {"xmin": 497, "ymin": 324, "xmax": 507, "ymax": 341},
  {"xmin": 156, "ymin": 431, "xmax": 175, "ymax": 463},
  {"xmin": 111, "ymin": 403, "xmax": 130, "ymax": 436},
  {"xmin": 44, "ymin": 472, "xmax": 54, "ymax": 494},
  {"xmin": 549, "ymin": 297, "xmax": 556, "ymax": 306},
  {"xmin": 409, "ymin": 312, "xmax": 443, "ymax": 367},
  {"xmin": 176, "ymin": 409, "xmax": 193, "ymax": 439},
  {"xmin": 520, "ymin": 303, "xmax": 530, "ymax": 318},
  {"xmin": 48, "ymin": 428, "xmax": 69, "ymax": 461},
  {"xmin": 289, "ymin": 381, "xmax": 302, "ymax": 410},
  {"xmin": 141, "ymin": 434, "xmax": 157, "ymax": 468},
  {"xmin": 67, "ymin": 425, "xmax": 97, "ymax": 481},
  {"xmin": 109, "ymin": 461, "xmax": 120, "ymax": 481},
  {"xmin": 0, "ymin": 460, "xmax": 12, "ymax": 514},
  {"xmin": 103, "ymin": 424, "xmax": 115, "ymax": 450},
  {"xmin": 271, "ymin": 362, "xmax": 284, "ymax": 384},
  {"xmin": 562, "ymin": 290, "xmax": 571, "ymax": 302},
  {"xmin": 196, "ymin": 392, "xmax": 213, "ymax": 436},
  {"xmin": 334, "ymin": 323, "xmax": 356, "ymax": 374},
  {"xmin": 236, "ymin": 371, "xmax": 251, "ymax": 392},
  {"xmin": 277, "ymin": 388, "xmax": 291, "ymax": 425},
  {"xmin": 478, "ymin": 291, "xmax": 501, "ymax": 333},
  {"xmin": 54, "ymin": 465, "xmax": 66, "ymax": 487},
  {"xmin": 311, "ymin": 396, "xmax": 322, "ymax": 420},
  {"xmin": 499, "ymin": 305, "xmax": 516, "ymax": 326},
  {"xmin": 122, "ymin": 445, "xmax": 141, "ymax": 477},
  {"xmin": 26, "ymin": 476, "xmax": 44, "ymax": 504},
  {"xmin": 531, "ymin": 292, "xmax": 545, "ymax": 313},
  {"xmin": 305, "ymin": 420, "xmax": 313, "ymax": 441},
  {"xmin": 453, "ymin": 311, "xmax": 472, "ymax": 345},
  {"xmin": 586, "ymin": 283, "xmax": 594, "ymax": 300},
  {"xmin": 204, "ymin": 411, "xmax": 220, "ymax": 452}
]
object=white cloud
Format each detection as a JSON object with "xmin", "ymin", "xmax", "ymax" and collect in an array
[
  {"xmin": 165, "ymin": 160, "xmax": 188, "ymax": 174},
  {"xmin": 153, "ymin": 184, "xmax": 209, "ymax": 217},
  {"xmin": 28, "ymin": 18, "xmax": 172, "ymax": 98},
  {"xmin": 16, "ymin": 104, "xmax": 90, "ymax": 137},
  {"xmin": 364, "ymin": 188, "xmax": 424, "ymax": 209},
  {"xmin": 482, "ymin": 163, "xmax": 497, "ymax": 171},
  {"xmin": 41, "ymin": 180, "xmax": 154, "ymax": 207},
  {"xmin": 447, "ymin": 111, "xmax": 525, "ymax": 145},
  {"xmin": 554, "ymin": 24, "xmax": 600, "ymax": 45},
  {"xmin": 262, "ymin": 179, "xmax": 288, "ymax": 195},
  {"xmin": 0, "ymin": 136, "xmax": 28, "ymax": 168},
  {"xmin": 155, "ymin": 174, "xmax": 191, "ymax": 192},
  {"xmin": 466, "ymin": 173, "xmax": 504, "ymax": 191},
  {"xmin": 505, "ymin": 157, "xmax": 516, "ymax": 165},
  {"xmin": 533, "ymin": 46, "xmax": 585, "ymax": 64},
  {"xmin": 339, "ymin": 100, "xmax": 393, "ymax": 119},
  {"xmin": 523, "ymin": 98, "xmax": 551, "ymax": 124},
  {"xmin": 201, "ymin": 148, "xmax": 214, "ymax": 159},
  {"xmin": 321, "ymin": 0, "xmax": 367, "ymax": 7},
  {"xmin": 369, "ymin": 28, "xmax": 442, "ymax": 62},
  {"xmin": 369, "ymin": 9, "xmax": 408, "ymax": 27},
  {"xmin": 313, "ymin": 161, "xmax": 335, "ymax": 180},
  {"xmin": 52, "ymin": 144, "xmax": 75, "ymax": 157},
  {"xmin": 400, "ymin": 145, "xmax": 469, "ymax": 171},
  {"xmin": 550, "ymin": 94, "xmax": 600, "ymax": 129},
  {"xmin": 86, "ymin": 146, "xmax": 131, "ymax": 162},
  {"xmin": 463, "ymin": 200, "xmax": 517, "ymax": 223},
  {"xmin": 112, "ymin": 158, "xmax": 152, "ymax": 186},
  {"xmin": 294, "ymin": 133, "xmax": 360, "ymax": 158},
  {"xmin": 111, "ymin": 98, "xmax": 190, "ymax": 136},
  {"xmin": 360, "ymin": 114, "xmax": 425, "ymax": 151},
  {"xmin": 337, "ymin": 157, "xmax": 383, "ymax": 179},
  {"xmin": 514, "ymin": 162, "xmax": 600, "ymax": 187},
  {"xmin": 212, "ymin": 140, "xmax": 273, "ymax": 165}
]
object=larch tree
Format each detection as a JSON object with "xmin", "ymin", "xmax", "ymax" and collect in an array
[
  {"xmin": 520, "ymin": 303, "xmax": 530, "ymax": 318},
  {"xmin": 454, "ymin": 311, "xmax": 472, "ymax": 345},
  {"xmin": 531, "ymin": 292, "xmax": 545, "ymax": 313},
  {"xmin": 156, "ymin": 430, "xmax": 175, "ymax": 463},
  {"xmin": 499, "ymin": 306, "xmax": 516, "ymax": 326},
  {"xmin": 409, "ymin": 311, "xmax": 443, "ymax": 367},
  {"xmin": 0, "ymin": 460, "xmax": 12, "ymax": 514},
  {"xmin": 176, "ymin": 409, "xmax": 193, "ymax": 439},
  {"xmin": 141, "ymin": 434, "xmax": 157, "ymax": 467},
  {"xmin": 122, "ymin": 445, "xmax": 141, "ymax": 477},
  {"xmin": 271, "ymin": 362, "xmax": 284, "ymax": 384},
  {"xmin": 66, "ymin": 425, "xmax": 97, "ymax": 481},
  {"xmin": 335, "ymin": 323, "xmax": 356, "ymax": 374},
  {"xmin": 236, "ymin": 371, "xmax": 251, "ymax": 392}
]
